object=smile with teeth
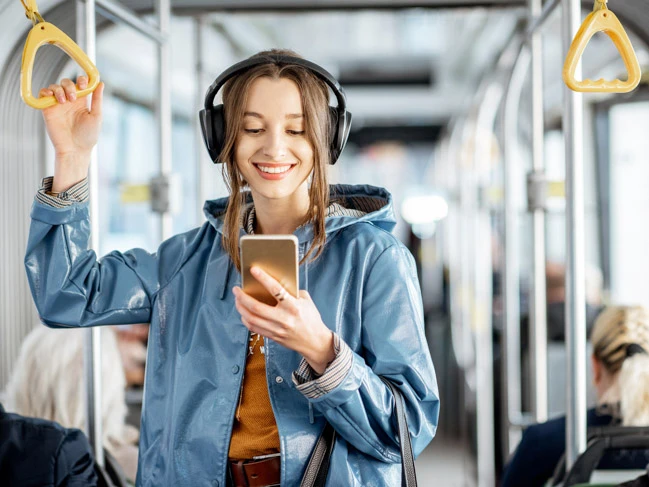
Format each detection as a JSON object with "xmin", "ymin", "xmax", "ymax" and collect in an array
[{"xmin": 254, "ymin": 164, "xmax": 295, "ymax": 174}]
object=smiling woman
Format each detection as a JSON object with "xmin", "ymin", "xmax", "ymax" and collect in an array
[
  {"xmin": 218, "ymin": 53, "xmax": 332, "ymax": 267},
  {"xmin": 24, "ymin": 48, "xmax": 439, "ymax": 487},
  {"xmin": 235, "ymin": 77, "xmax": 314, "ymax": 227}
]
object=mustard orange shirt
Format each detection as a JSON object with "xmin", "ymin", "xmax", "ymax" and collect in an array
[{"xmin": 228, "ymin": 333, "xmax": 280, "ymax": 460}]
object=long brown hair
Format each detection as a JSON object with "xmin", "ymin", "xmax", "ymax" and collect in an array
[{"xmin": 217, "ymin": 49, "xmax": 331, "ymax": 272}]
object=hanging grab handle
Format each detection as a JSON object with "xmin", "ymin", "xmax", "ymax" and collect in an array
[
  {"xmin": 19, "ymin": 0, "xmax": 100, "ymax": 109},
  {"xmin": 562, "ymin": 0, "xmax": 641, "ymax": 93}
]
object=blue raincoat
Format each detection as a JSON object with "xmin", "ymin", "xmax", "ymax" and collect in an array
[{"xmin": 25, "ymin": 183, "xmax": 439, "ymax": 486}]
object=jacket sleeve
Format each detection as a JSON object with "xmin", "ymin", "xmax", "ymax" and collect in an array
[
  {"xmin": 303, "ymin": 243, "xmax": 440, "ymax": 463},
  {"xmin": 54, "ymin": 428, "xmax": 98, "ymax": 487},
  {"xmin": 25, "ymin": 198, "xmax": 164, "ymax": 328}
]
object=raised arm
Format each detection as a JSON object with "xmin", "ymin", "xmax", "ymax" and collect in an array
[{"xmin": 25, "ymin": 77, "xmax": 159, "ymax": 328}]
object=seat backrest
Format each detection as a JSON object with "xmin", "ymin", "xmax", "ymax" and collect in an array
[{"xmin": 563, "ymin": 431, "xmax": 649, "ymax": 486}]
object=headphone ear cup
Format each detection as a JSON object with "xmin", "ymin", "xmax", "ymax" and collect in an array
[
  {"xmin": 328, "ymin": 107, "xmax": 352, "ymax": 165},
  {"xmin": 339, "ymin": 110, "xmax": 352, "ymax": 158},
  {"xmin": 199, "ymin": 105, "xmax": 226, "ymax": 164},
  {"xmin": 328, "ymin": 106, "xmax": 340, "ymax": 164},
  {"xmin": 212, "ymin": 105, "xmax": 226, "ymax": 162}
]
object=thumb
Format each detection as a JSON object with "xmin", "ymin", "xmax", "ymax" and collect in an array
[{"xmin": 90, "ymin": 82, "xmax": 104, "ymax": 118}]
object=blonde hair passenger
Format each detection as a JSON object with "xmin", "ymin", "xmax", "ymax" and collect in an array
[
  {"xmin": 3, "ymin": 326, "xmax": 138, "ymax": 480},
  {"xmin": 591, "ymin": 305, "xmax": 649, "ymax": 426}
]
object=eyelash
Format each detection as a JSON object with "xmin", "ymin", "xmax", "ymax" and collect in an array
[{"xmin": 243, "ymin": 129, "xmax": 305, "ymax": 136}]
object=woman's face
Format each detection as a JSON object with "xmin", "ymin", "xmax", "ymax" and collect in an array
[{"xmin": 235, "ymin": 76, "xmax": 315, "ymax": 203}]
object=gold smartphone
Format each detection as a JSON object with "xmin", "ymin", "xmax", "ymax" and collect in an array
[{"xmin": 240, "ymin": 235, "xmax": 299, "ymax": 306}]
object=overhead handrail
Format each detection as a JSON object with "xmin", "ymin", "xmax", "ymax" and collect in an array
[
  {"xmin": 562, "ymin": 0, "xmax": 640, "ymax": 93},
  {"xmin": 20, "ymin": 0, "xmax": 100, "ymax": 109}
]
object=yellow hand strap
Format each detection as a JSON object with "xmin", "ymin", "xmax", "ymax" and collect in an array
[
  {"xmin": 562, "ymin": 0, "xmax": 641, "ymax": 93},
  {"xmin": 20, "ymin": 0, "xmax": 100, "ymax": 109}
]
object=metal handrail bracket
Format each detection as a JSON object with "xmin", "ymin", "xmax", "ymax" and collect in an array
[
  {"xmin": 525, "ymin": 0, "xmax": 560, "ymax": 39},
  {"xmin": 96, "ymin": 0, "xmax": 166, "ymax": 44}
]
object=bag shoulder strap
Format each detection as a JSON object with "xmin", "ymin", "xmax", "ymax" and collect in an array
[
  {"xmin": 301, "ymin": 377, "xmax": 418, "ymax": 487},
  {"xmin": 381, "ymin": 377, "xmax": 418, "ymax": 487},
  {"xmin": 300, "ymin": 421, "xmax": 335, "ymax": 487}
]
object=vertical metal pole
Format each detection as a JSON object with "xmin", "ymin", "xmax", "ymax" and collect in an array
[
  {"xmin": 447, "ymin": 120, "xmax": 472, "ymax": 371},
  {"xmin": 194, "ymin": 16, "xmax": 207, "ymax": 223},
  {"xmin": 562, "ymin": 0, "xmax": 587, "ymax": 469},
  {"xmin": 77, "ymin": 0, "xmax": 103, "ymax": 467},
  {"xmin": 459, "ymin": 124, "xmax": 474, "ymax": 384},
  {"xmin": 473, "ymin": 83, "xmax": 502, "ymax": 487},
  {"xmin": 156, "ymin": 0, "xmax": 173, "ymax": 240},
  {"xmin": 446, "ymin": 120, "xmax": 470, "ymax": 443},
  {"xmin": 502, "ymin": 45, "xmax": 528, "ymax": 456},
  {"xmin": 529, "ymin": 0, "xmax": 548, "ymax": 424}
]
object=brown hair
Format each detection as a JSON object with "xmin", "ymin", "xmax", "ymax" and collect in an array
[
  {"xmin": 217, "ymin": 49, "xmax": 331, "ymax": 271},
  {"xmin": 591, "ymin": 305, "xmax": 649, "ymax": 425}
]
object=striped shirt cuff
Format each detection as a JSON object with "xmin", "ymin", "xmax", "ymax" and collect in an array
[
  {"xmin": 36, "ymin": 176, "xmax": 90, "ymax": 208},
  {"xmin": 292, "ymin": 333, "xmax": 354, "ymax": 400}
]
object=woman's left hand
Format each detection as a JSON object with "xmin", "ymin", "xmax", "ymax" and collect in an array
[{"xmin": 233, "ymin": 266, "xmax": 335, "ymax": 374}]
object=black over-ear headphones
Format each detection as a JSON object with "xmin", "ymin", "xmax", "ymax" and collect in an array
[{"xmin": 199, "ymin": 53, "xmax": 352, "ymax": 165}]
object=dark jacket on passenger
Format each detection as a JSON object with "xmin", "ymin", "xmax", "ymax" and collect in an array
[
  {"xmin": 0, "ymin": 403, "xmax": 97, "ymax": 487},
  {"xmin": 501, "ymin": 408, "xmax": 649, "ymax": 487}
]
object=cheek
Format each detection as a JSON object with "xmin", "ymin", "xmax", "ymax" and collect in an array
[
  {"xmin": 295, "ymin": 141, "xmax": 315, "ymax": 167},
  {"xmin": 235, "ymin": 137, "xmax": 255, "ymax": 162}
]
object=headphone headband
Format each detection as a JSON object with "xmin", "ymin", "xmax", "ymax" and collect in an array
[
  {"xmin": 199, "ymin": 53, "xmax": 352, "ymax": 165},
  {"xmin": 204, "ymin": 54, "xmax": 348, "ymax": 116}
]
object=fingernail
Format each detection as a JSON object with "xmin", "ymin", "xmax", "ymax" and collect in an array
[
  {"xmin": 250, "ymin": 267, "xmax": 260, "ymax": 276},
  {"xmin": 70, "ymin": 93, "xmax": 76, "ymax": 101}
]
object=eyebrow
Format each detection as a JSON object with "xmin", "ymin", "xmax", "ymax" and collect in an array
[{"xmin": 243, "ymin": 112, "xmax": 303, "ymax": 120}]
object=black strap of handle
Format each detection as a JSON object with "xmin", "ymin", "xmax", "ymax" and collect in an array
[{"xmin": 301, "ymin": 377, "xmax": 417, "ymax": 487}]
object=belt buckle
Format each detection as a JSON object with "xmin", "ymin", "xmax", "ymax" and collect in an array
[{"xmin": 251, "ymin": 452, "xmax": 281, "ymax": 461}]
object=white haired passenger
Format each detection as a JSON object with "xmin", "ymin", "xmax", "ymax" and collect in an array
[
  {"xmin": 590, "ymin": 305, "xmax": 649, "ymax": 425},
  {"xmin": 501, "ymin": 305, "xmax": 649, "ymax": 487},
  {"xmin": 4, "ymin": 325, "xmax": 138, "ymax": 483}
]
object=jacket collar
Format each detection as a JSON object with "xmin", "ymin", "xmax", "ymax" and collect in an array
[{"xmin": 202, "ymin": 184, "xmax": 396, "ymax": 245}]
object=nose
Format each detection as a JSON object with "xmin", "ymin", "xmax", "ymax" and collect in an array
[{"xmin": 262, "ymin": 128, "xmax": 288, "ymax": 160}]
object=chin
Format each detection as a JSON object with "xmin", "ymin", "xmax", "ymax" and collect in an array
[
  {"xmin": 249, "ymin": 176, "xmax": 310, "ymax": 201},
  {"xmin": 251, "ymin": 184, "xmax": 297, "ymax": 201}
]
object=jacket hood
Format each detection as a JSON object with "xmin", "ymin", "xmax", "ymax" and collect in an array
[{"xmin": 203, "ymin": 184, "xmax": 397, "ymax": 244}]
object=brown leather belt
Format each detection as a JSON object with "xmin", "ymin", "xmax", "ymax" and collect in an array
[{"xmin": 229, "ymin": 455, "xmax": 281, "ymax": 487}]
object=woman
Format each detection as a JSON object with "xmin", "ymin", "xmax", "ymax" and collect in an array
[
  {"xmin": 4, "ymin": 326, "xmax": 139, "ymax": 483},
  {"xmin": 25, "ymin": 49, "xmax": 439, "ymax": 486},
  {"xmin": 501, "ymin": 305, "xmax": 649, "ymax": 487}
]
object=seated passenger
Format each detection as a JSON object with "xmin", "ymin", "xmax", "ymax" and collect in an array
[
  {"xmin": 114, "ymin": 324, "xmax": 148, "ymax": 388},
  {"xmin": 3, "ymin": 325, "xmax": 139, "ymax": 483},
  {"xmin": 0, "ymin": 402, "xmax": 97, "ymax": 486},
  {"xmin": 501, "ymin": 305, "xmax": 649, "ymax": 487}
]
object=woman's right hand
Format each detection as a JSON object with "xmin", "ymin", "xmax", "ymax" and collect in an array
[{"xmin": 39, "ymin": 76, "xmax": 104, "ymax": 190}]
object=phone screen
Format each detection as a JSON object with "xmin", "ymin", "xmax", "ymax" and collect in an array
[{"xmin": 240, "ymin": 235, "xmax": 299, "ymax": 306}]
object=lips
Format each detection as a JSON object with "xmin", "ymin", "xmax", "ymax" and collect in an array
[{"xmin": 252, "ymin": 163, "xmax": 297, "ymax": 180}]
